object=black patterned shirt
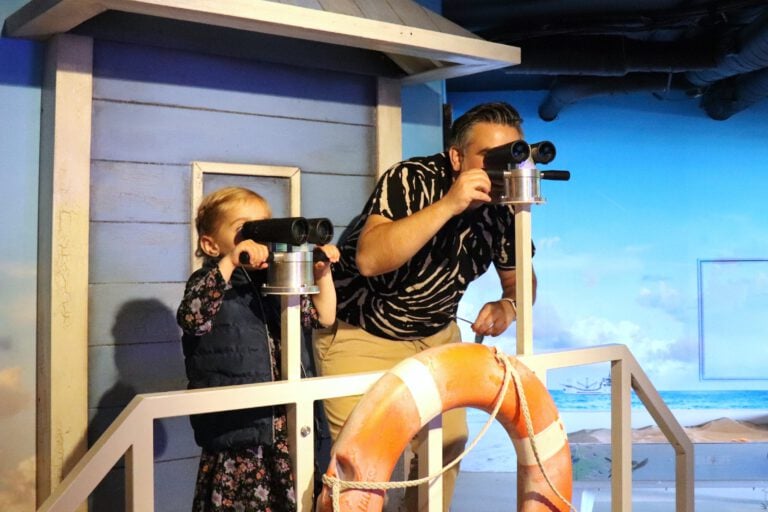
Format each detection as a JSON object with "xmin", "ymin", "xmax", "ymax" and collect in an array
[{"xmin": 333, "ymin": 152, "xmax": 526, "ymax": 340}]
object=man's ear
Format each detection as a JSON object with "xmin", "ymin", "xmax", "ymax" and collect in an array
[
  {"xmin": 200, "ymin": 235, "xmax": 220, "ymax": 258},
  {"xmin": 448, "ymin": 146, "xmax": 462, "ymax": 172}
]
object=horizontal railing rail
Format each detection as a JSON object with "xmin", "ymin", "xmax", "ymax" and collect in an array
[
  {"xmin": 520, "ymin": 344, "xmax": 694, "ymax": 512},
  {"xmin": 37, "ymin": 343, "xmax": 693, "ymax": 512}
]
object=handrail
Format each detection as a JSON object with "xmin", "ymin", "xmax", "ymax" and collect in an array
[
  {"xmin": 37, "ymin": 343, "xmax": 693, "ymax": 512},
  {"xmin": 38, "ymin": 372, "xmax": 384, "ymax": 512},
  {"xmin": 520, "ymin": 344, "xmax": 694, "ymax": 512}
]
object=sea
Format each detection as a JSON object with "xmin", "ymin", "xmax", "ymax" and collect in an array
[
  {"xmin": 462, "ymin": 389, "xmax": 768, "ymax": 472},
  {"xmin": 549, "ymin": 389, "xmax": 768, "ymax": 411}
]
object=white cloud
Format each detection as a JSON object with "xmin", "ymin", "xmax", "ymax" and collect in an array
[
  {"xmin": 528, "ymin": 306, "xmax": 699, "ymax": 384},
  {"xmin": 623, "ymin": 243, "xmax": 653, "ymax": 254},
  {"xmin": 535, "ymin": 236, "xmax": 561, "ymax": 250},
  {"xmin": 637, "ymin": 280, "xmax": 687, "ymax": 320},
  {"xmin": 570, "ymin": 315, "xmax": 642, "ymax": 346},
  {"xmin": 0, "ymin": 456, "xmax": 35, "ymax": 512},
  {"xmin": 0, "ymin": 367, "xmax": 31, "ymax": 419}
]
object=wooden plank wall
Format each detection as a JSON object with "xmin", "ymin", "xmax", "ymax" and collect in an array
[{"xmin": 87, "ymin": 39, "xmax": 378, "ymax": 511}]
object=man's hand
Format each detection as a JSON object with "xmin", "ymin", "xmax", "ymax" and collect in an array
[
  {"xmin": 471, "ymin": 298, "xmax": 517, "ymax": 337},
  {"xmin": 441, "ymin": 168, "xmax": 492, "ymax": 215}
]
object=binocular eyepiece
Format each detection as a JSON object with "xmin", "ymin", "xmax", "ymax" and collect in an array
[
  {"xmin": 240, "ymin": 217, "xmax": 333, "ymax": 246},
  {"xmin": 530, "ymin": 141, "xmax": 556, "ymax": 165},
  {"xmin": 483, "ymin": 140, "xmax": 556, "ymax": 170},
  {"xmin": 307, "ymin": 218, "xmax": 334, "ymax": 245}
]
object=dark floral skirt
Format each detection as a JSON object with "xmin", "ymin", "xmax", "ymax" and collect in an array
[{"xmin": 192, "ymin": 415, "xmax": 296, "ymax": 512}]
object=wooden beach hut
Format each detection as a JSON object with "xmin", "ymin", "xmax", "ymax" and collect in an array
[{"xmin": 4, "ymin": 1, "xmax": 519, "ymax": 509}]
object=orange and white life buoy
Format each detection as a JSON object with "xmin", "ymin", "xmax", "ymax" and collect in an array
[{"xmin": 316, "ymin": 342, "xmax": 572, "ymax": 512}]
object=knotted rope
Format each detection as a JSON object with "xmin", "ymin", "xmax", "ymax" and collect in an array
[{"xmin": 322, "ymin": 348, "xmax": 577, "ymax": 512}]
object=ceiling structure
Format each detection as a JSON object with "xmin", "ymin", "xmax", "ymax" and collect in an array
[
  {"xmin": 442, "ymin": 0, "xmax": 768, "ymax": 121},
  {"xmin": 4, "ymin": 0, "xmax": 520, "ymax": 84}
]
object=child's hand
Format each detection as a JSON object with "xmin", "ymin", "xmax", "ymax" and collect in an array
[
  {"xmin": 230, "ymin": 240, "xmax": 270, "ymax": 269},
  {"xmin": 313, "ymin": 244, "xmax": 340, "ymax": 278}
]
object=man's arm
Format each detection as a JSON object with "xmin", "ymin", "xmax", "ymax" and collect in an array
[
  {"xmin": 356, "ymin": 207, "xmax": 452, "ymax": 276},
  {"xmin": 356, "ymin": 168, "xmax": 492, "ymax": 276},
  {"xmin": 499, "ymin": 265, "xmax": 537, "ymax": 304},
  {"xmin": 471, "ymin": 266, "xmax": 537, "ymax": 337}
]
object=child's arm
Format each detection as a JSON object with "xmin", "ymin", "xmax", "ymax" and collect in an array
[
  {"xmin": 310, "ymin": 244, "xmax": 340, "ymax": 327},
  {"xmin": 177, "ymin": 241, "xmax": 270, "ymax": 335},
  {"xmin": 217, "ymin": 240, "xmax": 269, "ymax": 282},
  {"xmin": 177, "ymin": 266, "xmax": 228, "ymax": 335}
]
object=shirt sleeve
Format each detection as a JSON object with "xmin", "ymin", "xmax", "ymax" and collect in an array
[
  {"xmin": 176, "ymin": 265, "xmax": 229, "ymax": 335},
  {"xmin": 368, "ymin": 162, "xmax": 430, "ymax": 221}
]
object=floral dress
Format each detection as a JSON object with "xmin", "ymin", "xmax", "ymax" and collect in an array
[{"xmin": 178, "ymin": 265, "xmax": 299, "ymax": 512}]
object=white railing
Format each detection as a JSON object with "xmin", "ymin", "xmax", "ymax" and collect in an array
[
  {"xmin": 521, "ymin": 344, "xmax": 694, "ymax": 512},
  {"xmin": 36, "ymin": 342, "xmax": 693, "ymax": 512}
]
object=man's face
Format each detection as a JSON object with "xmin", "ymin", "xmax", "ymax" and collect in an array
[{"xmin": 449, "ymin": 122, "xmax": 522, "ymax": 172}]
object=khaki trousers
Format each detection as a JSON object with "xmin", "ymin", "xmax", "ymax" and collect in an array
[{"xmin": 314, "ymin": 320, "xmax": 468, "ymax": 512}]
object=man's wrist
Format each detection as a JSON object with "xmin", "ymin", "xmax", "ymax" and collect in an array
[{"xmin": 499, "ymin": 297, "xmax": 517, "ymax": 314}]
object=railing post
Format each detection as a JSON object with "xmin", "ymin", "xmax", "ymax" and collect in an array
[
  {"xmin": 675, "ymin": 445, "xmax": 695, "ymax": 512},
  {"xmin": 281, "ymin": 294, "xmax": 315, "ymax": 511},
  {"xmin": 629, "ymin": 359, "xmax": 695, "ymax": 512},
  {"xmin": 417, "ymin": 416, "xmax": 444, "ymax": 512},
  {"xmin": 513, "ymin": 204, "xmax": 534, "ymax": 357},
  {"xmin": 610, "ymin": 358, "xmax": 632, "ymax": 512},
  {"xmin": 125, "ymin": 420, "xmax": 154, "ymax": 511}
]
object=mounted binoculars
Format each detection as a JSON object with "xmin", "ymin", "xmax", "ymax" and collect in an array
[
  {"xmin": 483, "ymin": 140, "xmax": 557, "ymax": 169},
  {"xmin": 240, "ymin": 217, "xmax": 333, "ymax": 246},
  {"xmin": 482, "ymin": 140, "xmax": 570, "ymax": 205},
  {"xmin": 239, "ymin": 217, "xmax": 334, "ymax": 295}
]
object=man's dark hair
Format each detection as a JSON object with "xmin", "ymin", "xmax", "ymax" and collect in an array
[{"xmin": 449, "ymin": 102, "xmax": 523, "ymax": 150}]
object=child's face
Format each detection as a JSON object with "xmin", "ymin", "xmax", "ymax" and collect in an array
[{"xmin": 207, "ymin": 199, "xmax": 270, "ymax": 257}]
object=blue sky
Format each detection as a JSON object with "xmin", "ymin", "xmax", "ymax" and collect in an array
[
  {"xmin": 0, "ymin": 32, "xmax": 40, "ymax": 507},
  {"xmin": 452, "ymin": 91, "xmax": 768, "ymax": 391}
]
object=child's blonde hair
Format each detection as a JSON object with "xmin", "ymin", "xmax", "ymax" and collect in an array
[{"xmin": 195, "ymin": 186, "xmax": 271, "ymax": 258}]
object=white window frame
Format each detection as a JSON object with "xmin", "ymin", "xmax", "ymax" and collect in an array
[{"xmin": 189, "ymin": 161, "xmax": 301, "ymax": 270}]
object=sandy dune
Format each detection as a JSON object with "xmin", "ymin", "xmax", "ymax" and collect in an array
[{"xmin": 568, "ymin": 416, "xmax": 768, "ymax": 443}]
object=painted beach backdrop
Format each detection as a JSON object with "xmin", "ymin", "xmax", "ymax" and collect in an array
[{"xmin": 463, "ymin": 389, "xmax": 768, "ymax": 474}]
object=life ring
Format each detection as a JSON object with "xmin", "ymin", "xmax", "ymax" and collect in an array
[{"xmin": 316, "ymin": 342, "xmax": 572, "ymax": 512}]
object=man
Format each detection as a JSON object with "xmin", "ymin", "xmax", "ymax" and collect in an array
[{"xmin": 315, "ymin": 102, "xmax": 537, "ymax": 510}]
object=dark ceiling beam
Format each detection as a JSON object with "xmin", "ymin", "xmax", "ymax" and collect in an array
[
  {"xmin": 686, "ymin": 8, "xmax": 768, "ymax": 86},
  {"xmin": 683, "ymin": 8, "xmax": 768, "ymax": 119},
  {"xmin": 538, "ymin": 73, "xmax": 673, "ymax": 121},
  {"xmin": 442, "ymin": 0, "xmax": 768, "ymax": 121},
  {"xmin": 700, "ymin": 67, "xmax": 768, "ymax": 119},
  {"xmin": 505, "ymin": 36, "xmax": 716, "ymax": 76},
  {"xmin": 449, "ymin": 0, "xmax": 767, "ymax": 39}
]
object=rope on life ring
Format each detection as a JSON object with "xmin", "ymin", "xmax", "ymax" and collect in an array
[{"xmin": 316, "ymin": 343, "xmax": 574, "ymax": 512}]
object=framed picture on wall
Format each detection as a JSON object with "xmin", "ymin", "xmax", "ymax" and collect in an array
[{"xmin": 698, "ymin": 258, "xmax": 768, "ymax": 380}]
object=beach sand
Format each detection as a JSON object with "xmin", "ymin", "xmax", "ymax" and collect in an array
[
  {"xmin": 463, "ymin": 409, "xmax": 768, "ymax": 472},
  {"xmin": 454, "ymin": 410, "xmax": 768, "ymax": 511},
  {"xmin": 568, "ymin": 415, "xmax": 768, "ymax": 443}
]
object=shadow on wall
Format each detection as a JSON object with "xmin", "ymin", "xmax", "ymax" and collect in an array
[
  {"xmin": 88, "ymin": 298, "xmax": 180, "ymax": 512},
  {"xmin": 78, "ymin": 296, "xmax": 336, "ymax": 510}
]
